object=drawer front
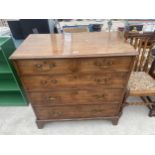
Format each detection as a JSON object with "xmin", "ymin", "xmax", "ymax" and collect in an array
[
  {"xmin": 16, "ymin": 57, "xmax": 132, "ymax": 75},
  {"xmin": 34, "ymin": 104, "xmax": 119, "ymax": 120},
  {"xmin": 29, "ymin": 88, "xmax": 124, "ymax": 106},
  {"xmin": 22, "ymin": 72, "xmax": 128, "ymax": 91}
]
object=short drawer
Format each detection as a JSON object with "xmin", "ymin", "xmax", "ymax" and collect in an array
[
  {"xmin": 21, "ymin": 72, "xmax": 128, "ymax": 91},
  {"xmin": 16, "ymin": 57, "xmax": 132, "ymax": 75},
  {"xmin": 33, "ymin": 104, "xmax": 120, "ymax": 120},
  {"xmin": 29, "ymin": 88, "xmax": 124, "ymax": 106}
]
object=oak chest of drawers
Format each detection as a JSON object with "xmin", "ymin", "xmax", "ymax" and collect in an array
[{"xmin": 10, "ymin": 32, "xmax": 137, "ymax": 128}]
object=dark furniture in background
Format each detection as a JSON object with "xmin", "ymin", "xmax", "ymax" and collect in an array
[
  {"xmin": 88, "ymin": 24, "xmax": 102, "ymax": 32},
  {"xmin": 20, "ymin": 19, "xmax": 50, "ymax": 39},
  {"xmin": 7, "ymin": 21, "xmax": 23, "ymax": 39},
  {"xmin": 128, "ymin": 25, "xmax": 143, "ymax": 31},
  {"xmin": 8, "ymin": 19, "xmax": 50, "ymax": 39},
  {"xmin": 125, "ymin": 23, "xmax": 143, "ymax": 32}
]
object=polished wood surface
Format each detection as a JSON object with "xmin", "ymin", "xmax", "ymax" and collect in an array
[
  {"xmin": 11, "ymin": 32, "xmax": 137, "ymax": 128},
  {"xmin": 10, "ymin": 32, "xmax": 137, "ymax": 59}
]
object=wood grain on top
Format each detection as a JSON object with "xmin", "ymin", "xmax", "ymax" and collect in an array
[{"xmin": 10, "ymin": 32, "xmax": 137, "ymax": 59}]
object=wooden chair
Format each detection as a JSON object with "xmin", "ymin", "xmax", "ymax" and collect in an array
[
  {"xmin": 63, "ymin": 27, "xmax": 88, "ymax": 33},
  {"xmin": 124, "ymin": 31, "xmax": 155, "ymax": 116},
  {"xmin": 124, "ymin": 31, "xmax": 154, "ymax": 49}
]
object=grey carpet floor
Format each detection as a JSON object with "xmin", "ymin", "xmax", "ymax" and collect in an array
[{"xmin": 0, "ymin": 103, "xmax": 155, "ymax": 135}]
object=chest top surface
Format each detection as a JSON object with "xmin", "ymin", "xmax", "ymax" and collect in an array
[{"xmin": 10, "ymin": 32, "xmax": 137, "ymax": 59}]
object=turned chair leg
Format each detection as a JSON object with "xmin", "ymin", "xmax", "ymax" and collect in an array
[
  {"xmin": 145, "ymin": 96, "xmax": 155, "ymax": 117},
  {"xmin": 149, "ymin": 105, "xmax": 155, "ymax": 117}
]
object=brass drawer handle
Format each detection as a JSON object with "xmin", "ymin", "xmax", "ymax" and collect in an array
[
  {"xmin": 94, "ymin": 78, "xmax": 101, "ymax": 83},
  {"xmin": 94, "ymin": 78, "xmax": 110, "ymax": 84},
  {"xmin": 35, "ymin": 63, "xmax": 56, "ymax": 71},
  {"xmin": 51, "ymin": 79, "xmax": 58, "ymax": 84},
  {"xmin": 73, "ymin": 75, "xmax": 78, "ymax": 79},
  {"xmin": 49, "ymin": 63, "xmax": 56, "ymax": 68},
  {"xmin": 94, "ymin": 61, "xmax": 113, "ymax": 68},
  {"xmin": 95, "ymin": 94, "xmax": 105, "ymax": 99},
  {"xmin": 48, "ymin": 96, "xmax": 56, "ymax": 101},
  {"xmin": 51, "ymin": 111, "xmax": 63, "ymax": 116},
  {"xmin": 35, "ymin": 64, "xmax": 42, "ymax": 68},
  {"xmin": 72, "ymin": 90, "xmax": 79, "ymax": 95},
  {"xmin": 91, "ymin": 109, "xmax": 104, "ymax": 113},
  {"xmin": 41, "ymin": 80, "xmax": 48, "ymax": 86}
]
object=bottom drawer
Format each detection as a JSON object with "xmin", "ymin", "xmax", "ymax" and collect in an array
[{"xmin": 33, "ymin": 104, "xmax": 120, "ymax": 120}]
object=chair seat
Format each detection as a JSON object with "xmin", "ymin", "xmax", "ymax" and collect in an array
[{"xmin": 128, "ymin": 72, "xmax": 155, "ymax": 96}]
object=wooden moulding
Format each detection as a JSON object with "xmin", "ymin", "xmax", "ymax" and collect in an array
[
  {"xmin": 36, "ymin": 114, "xmax": 122, "ymax": 129},
  {"xmin": 35, "ymin": 106, "xmax": 123, "ymax": 129}
]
